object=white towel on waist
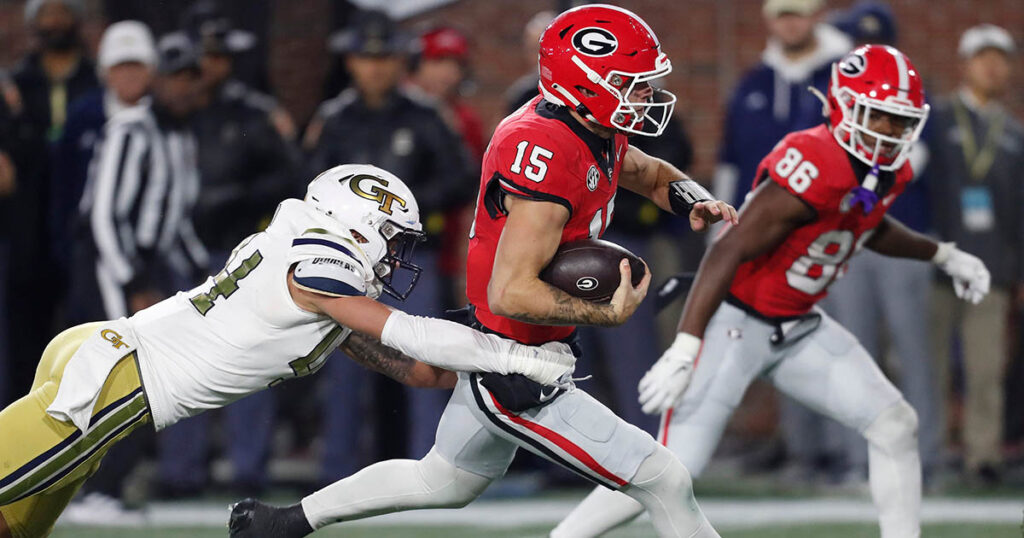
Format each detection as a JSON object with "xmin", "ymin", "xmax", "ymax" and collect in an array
[{"xmin": 47, "ymin": 319, "xmax": 139, "ymax": 434}]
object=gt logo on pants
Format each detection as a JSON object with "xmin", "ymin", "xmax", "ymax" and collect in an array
[{"xmin": 101, "ymin": 329, "xmax": 129, "ymax": 350}]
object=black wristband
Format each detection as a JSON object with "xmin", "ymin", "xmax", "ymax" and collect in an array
[{"xmin": 668, "ymin": 180, "xmax": 713, "ymax": 215}]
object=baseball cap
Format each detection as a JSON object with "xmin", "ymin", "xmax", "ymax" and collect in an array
[
  {"xmin": 418, "ymin": 27, "xmax": 469, "ymax": 61},
  {"xmin": 156, "ymin": 32, "xmax": 201, "ymax": 75},
  {"xmin": 98, "ymin": 21, "xmax": 157, "ymax": 73},
  {"xmin": 328, "ymin": 10, "xmax": 409, "ymax": 56},
  {"xmin": 830, "ymin": 0, "xmax": 897, "ymax": 45},
  {"xmin": 763, "ymin": 0, "xmax": 825, "ymax": 17},
  {"xmin": 24, "ymin": 0, "xmax": 84, "ymax": 24},
  {"xmin": 958, "ymin": 24, "xmax": 1016, "ymax": 59}
]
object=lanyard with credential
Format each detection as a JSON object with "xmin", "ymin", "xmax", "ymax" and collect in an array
[{"xmin": 951, "ymin": 97, "xmax": 1006, "ymax": 182}]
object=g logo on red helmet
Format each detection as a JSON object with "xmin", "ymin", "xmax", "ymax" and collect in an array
[
  {"xmin": 571, "ymin": 27, "xmax": 618, "ymax": 57},
  {"xmin": 839, "ymin": 53, "xmax": 867, "ymax": 77}
]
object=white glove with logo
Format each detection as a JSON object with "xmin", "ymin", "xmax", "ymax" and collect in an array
[
  {"xmin": 932, "ymin": 242, "xmax": 990, "ymax": 305},
  {"xmin": 638, "ymin": 332, "xmax": 701, "ymax": 415}
]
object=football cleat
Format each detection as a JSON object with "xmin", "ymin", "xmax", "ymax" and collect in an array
[{"xmin": 228, "ymin": 498, "xmax": 313, "ymax": 538}]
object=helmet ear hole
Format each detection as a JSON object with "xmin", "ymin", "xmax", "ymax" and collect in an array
[{"xmin": 575, "ymin": 85, "xmax": 598, "ymax": 98}]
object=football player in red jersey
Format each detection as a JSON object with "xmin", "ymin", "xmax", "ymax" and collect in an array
[
  {"xmin": 555, "ymin": 45, "xmax": 992, "ymax": 538},
  {"xmin": 228, "ymin": 5, "xmax": 735, "ymax": 538}
]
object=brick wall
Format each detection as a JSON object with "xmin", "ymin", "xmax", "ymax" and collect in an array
[
  {"xmin": 2, "ymin": 0, "xmax": 1022, "ymax": 179},
  {"xmin": 403, "ymin": 0, "xmax": 1024, "ymax": 179}
]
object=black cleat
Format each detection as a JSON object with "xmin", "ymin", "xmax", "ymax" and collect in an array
[{"xmin": 228, "ymin": 498, "xmax": 314, "ymax": 538}]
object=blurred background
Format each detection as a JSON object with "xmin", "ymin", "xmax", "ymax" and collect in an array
[{"xmin": 0, "ymin": 0, "xmax": 1022, "ymax": 536}]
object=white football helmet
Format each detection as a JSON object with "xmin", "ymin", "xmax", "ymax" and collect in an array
[{"xmin": 305, "ymin": 164, "xmax": 425, "ymax": 301}]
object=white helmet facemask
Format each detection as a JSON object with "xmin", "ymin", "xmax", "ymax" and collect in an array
[{"xmin": 830, "ymin": 67, "xmax": 929, "ymax": 172}]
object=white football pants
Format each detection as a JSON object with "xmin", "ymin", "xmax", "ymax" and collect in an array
[{"xmin": 553, "ymin": 302, "xmax": 921, "ymax": 538}]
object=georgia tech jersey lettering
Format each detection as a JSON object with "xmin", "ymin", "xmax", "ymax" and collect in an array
[
  {"xmin": 729, "ymin": 125, "xmax": 913, "ymax": 317},
  {"xmin": 129, "ymin": 199, "xmax": 371, "ymax": 430}
]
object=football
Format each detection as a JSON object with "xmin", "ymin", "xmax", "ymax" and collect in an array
[{"xmin": 539, "ymin": 239, "xmax": 646, "ymax": 303}]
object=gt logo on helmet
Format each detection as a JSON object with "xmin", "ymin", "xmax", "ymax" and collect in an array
[
  {"xmin": 347, "ymin": 174, "xmax": 408, "ymax": 216},
  {"xmin": 571, "ymin": 27, "xmax": 618, "ymax": 57},
  {"xmin": 839, "ymin": 53, "xmax": 867, "ymax": 77}
]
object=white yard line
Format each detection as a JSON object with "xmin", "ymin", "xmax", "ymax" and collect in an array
[{"xmin": 58, "ymin": 497, "xmax": 1024, "ymax": 529}]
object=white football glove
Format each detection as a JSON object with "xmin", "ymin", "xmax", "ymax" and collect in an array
[
  {"xmin": 507, "ymin": 340, "xmax": 577, "ymax": 386},
  {"xmin": 638, "ymin": 332, "xmax": 701, "ymax": 415},
  {"xmin": 932, "ymin": 242, "xmax": 990, "ymax": 305}
]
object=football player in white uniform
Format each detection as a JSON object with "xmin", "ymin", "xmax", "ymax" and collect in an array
[{"xmin": 0, "ymin": 164, "xmax": 575, "ymax": 538}]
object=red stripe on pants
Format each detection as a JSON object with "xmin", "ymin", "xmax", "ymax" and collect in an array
[
  {"xmin": 487, "ymin": 393, "xmax": 628, "ymax": 487},
  {"xmin": 659, "ymin": 408, "xmax": 674, "ymax": 446}
]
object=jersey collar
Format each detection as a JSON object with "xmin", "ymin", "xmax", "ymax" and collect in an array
[{"xmin": 535, "ymin": 99, "xmax": 617, "ymax": 182}]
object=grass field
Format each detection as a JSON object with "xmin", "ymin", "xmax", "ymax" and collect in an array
[
  {"xmin": 48, "ymin": 493, "xmax": 1024, "ymax": 538},
  {"xmin": 51, "ymin": 523, "xmax": 1024, "ymax": 538}
]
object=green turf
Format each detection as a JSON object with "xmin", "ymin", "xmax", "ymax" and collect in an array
[{"xmin": 51, "ymin": 523, "xmax": 1024, "ymax": 538}]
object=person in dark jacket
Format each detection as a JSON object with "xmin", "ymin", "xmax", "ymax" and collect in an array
[
  {"xmin": 926, "ymin": 24, "xmax": 1022, "ymax": 485},
  {"xmin": 0, "ymin": 81, "xmax": 15, "ymax": 407},
  {"xmin": 305, "ymin": 10, "xmax": 474, "ymax": 481},
  {"xmin": 504, "ymin": 10, "xmax": 556, "ymax": 115},
  {"xmin": 5, "ymin": 0, "xmax": 99, "ymax": 400}
]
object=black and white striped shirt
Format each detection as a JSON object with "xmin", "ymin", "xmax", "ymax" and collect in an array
[{"xmin": 80, "ymin": 103, "xmax": 208, "ymax": 317}]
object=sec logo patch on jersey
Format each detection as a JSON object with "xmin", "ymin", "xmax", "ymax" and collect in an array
[{"xmin": 586, "ymin": 165, "xmax": 600, "ymax": 191}]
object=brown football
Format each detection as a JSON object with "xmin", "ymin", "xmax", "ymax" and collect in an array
[{"xmin": 539, "ymin": 239, "xmax": 646, "ymax": 303}]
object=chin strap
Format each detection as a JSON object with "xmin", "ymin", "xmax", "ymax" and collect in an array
[{"xmin": 807, "ymin": 86, "xmax": 830, "ymax": 119}]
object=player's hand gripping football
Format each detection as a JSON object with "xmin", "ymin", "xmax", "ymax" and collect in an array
[
  {"xmin": 689, "ymin": 200, "xmax": 739, "ymax": 232},
  {"xmin": 638, "ymin": 333, "xmax": 701, "ymax": 415},
  {"xmin": 608, "ymin": 258, "xmax": 651, "ymax": 325},
  {"xmin": 933, "ymin": 242, "xmax": 990, "ymax": 305}
]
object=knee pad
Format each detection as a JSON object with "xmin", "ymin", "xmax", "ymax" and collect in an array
[
  {"xmin": 629, "ymin": 445, "xmax": 693, "ymax": 496},
  {"xmin": 416, "ymin": 448, "xmax": 491, "ymax": 509},
  {"xmin": 863, "ymin": 399, "xmax": 919, "ymax": 454}
]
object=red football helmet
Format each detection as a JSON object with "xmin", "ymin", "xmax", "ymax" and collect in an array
[
  {"xmin": 538, "ymin": 4, "xmax": 675, "ymax": 137},
  {"xmin": 827, "ymin": 44, "xmax": 930, "ymax": 171}
]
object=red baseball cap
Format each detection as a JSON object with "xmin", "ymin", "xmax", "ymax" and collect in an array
[{"xmin": 419, "ymin": 27, "xmax": 469, "ymax": 61}]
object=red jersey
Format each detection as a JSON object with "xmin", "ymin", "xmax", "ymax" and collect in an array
[
  {"xmin": 729, "ymin": 125, "xmax": 913, "ymax": 317},
  {"xmin": 467, "ymin": 97, "xmax": 628, "ymax": 344}
]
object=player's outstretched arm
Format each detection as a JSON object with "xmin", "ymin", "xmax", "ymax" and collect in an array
[
  {"xmin": 867, "ymin": 215, "xmax": 990, "ymax": 304},
  {"xmin": 487, "ymin": 195, "xmax": 650, "ymax": 327},
  {"xmin": 639, "ymin": 181, "xmax": 812, "ymax": 414},
  {"xmin": 288, "ymin": 272, "xmax": 575, "ymax": 385},
  {"xmin": 619, "ymin": 145, "xmax": 738, "ymax": 231},
  {"xmin": 340, "ymin": 331, "xmax": 457, "ymax": 389}
]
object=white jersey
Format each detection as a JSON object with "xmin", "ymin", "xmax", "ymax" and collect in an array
[{"xmin": 130, "ymin": 199, "xmax": 377, "ymax": 430}]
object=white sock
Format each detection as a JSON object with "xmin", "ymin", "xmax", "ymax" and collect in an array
[
  {"xmin": 551, "ymin": 486, "xmax": 644, "ymax": 537},
  {"xmin": 300, "ymin": 448, "xmax": 491, "ymax": 530},
  {"xmin": 863, "ymin": 400, "xmax": 922, "ymax": 538}
]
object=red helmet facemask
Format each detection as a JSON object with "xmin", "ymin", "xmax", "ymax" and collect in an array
[
  {"xmin": 826, "ymin": 45, "xmax": 930, "ymax": 171},
  {"xmin": 538, "ymin": 4, "xmax": 676, "ymax": 137}
]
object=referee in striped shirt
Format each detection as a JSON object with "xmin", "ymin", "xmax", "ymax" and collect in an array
[{"xmin": 68, "ymin": 33, "xmax": 208, "ymax": 325}]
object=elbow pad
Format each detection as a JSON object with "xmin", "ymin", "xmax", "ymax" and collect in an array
[{"xmin": 668, "ymin": 179, "xmax": 713, "ymax": 216}]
